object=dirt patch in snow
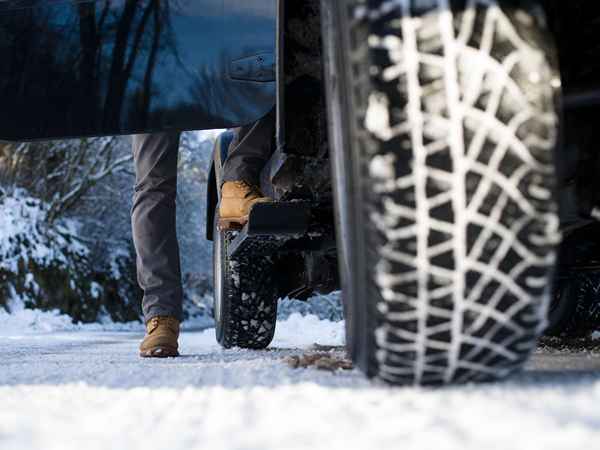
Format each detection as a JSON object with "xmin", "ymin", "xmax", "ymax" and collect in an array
[{"xmin": 285, "ymin": 345, "xmax": 353, "ymax": 371}]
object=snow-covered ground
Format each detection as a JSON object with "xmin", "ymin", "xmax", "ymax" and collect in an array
[{"xmin": 1, "ymin": 311, "xmax": 600, "ymax": 450}]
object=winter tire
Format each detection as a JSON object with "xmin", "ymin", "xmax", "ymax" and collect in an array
[
  {"xmin": 321, "ymin": 0, "xmax": 561, "ymax": 385},
  {"xmin": 213, "ymin": 214, "xmax": 279, "ymax": 349}
]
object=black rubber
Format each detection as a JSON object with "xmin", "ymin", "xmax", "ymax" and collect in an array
[
  {"xmin": 213, "ymin": 215, "xmax": 279, "ymax": 349},
  {"xmin": 546, "ymin": 224, "xmax": 600, "ymax": 337},
  {"xmin": 322, "ymin": 0, "xmax": 561, "ymax": 385},
  {"xmin": 547, "ymin": 273, "xmax": 600, "ymax": 337},
  {"xmin": 546, "ymin": 276, "xmax": 576, "ymax": 336}
]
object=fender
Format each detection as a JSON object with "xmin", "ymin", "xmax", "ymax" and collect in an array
[{"xmin": 206, "ymin": 130, "xmax": 234, "ymax": 241}]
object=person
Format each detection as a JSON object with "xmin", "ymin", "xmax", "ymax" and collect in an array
[{"xmin": 133, "ymin": 109, "xmax": 275, "ymax": 357}]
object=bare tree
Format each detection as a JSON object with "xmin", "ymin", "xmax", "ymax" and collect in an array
[{"xmin": 0, "ymin": 137, "xmax": 132, "ymax": 223}]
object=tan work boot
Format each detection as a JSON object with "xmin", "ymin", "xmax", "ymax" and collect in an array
[
  {"xmin": 139, "ymin": 316, "xmax": 180, "ymax": 358},
  {"xmin": 219, "ymin": 181, "xmax": 271, "ymax": 230}
]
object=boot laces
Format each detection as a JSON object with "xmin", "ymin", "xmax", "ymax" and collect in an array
[{"xmin": 147, "ymin": 316, "xmax": 177, "ymax": 334}]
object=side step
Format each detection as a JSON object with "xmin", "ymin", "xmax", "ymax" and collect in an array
[{"xmin": 227, "ymin": 202, "xmax": 333, "ymax": 258}]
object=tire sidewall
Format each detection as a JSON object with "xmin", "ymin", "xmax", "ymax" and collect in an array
[
  {"xmin": 321, "ymin": 0, "xmax": 378, "ymax": 375},
  {"xmin": 213, "ymin": 214, "xmax": 231, "ymax": 346},
  {"xmin": 546, "ymin": 277, "xmax": 576, "ymax": 336}
]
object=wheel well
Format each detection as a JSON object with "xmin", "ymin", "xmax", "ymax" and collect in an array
[
  {"xmin": 206, "ymin": 130, "xmax": 235, "ymax": 241},
  {"xmin": 206, "ymin": 161, "xmax": 218, "ymax": 241}
]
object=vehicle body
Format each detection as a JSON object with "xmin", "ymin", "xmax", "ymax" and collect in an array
[
  {"xmin": 0, "ymin": 0, "xmax": 277, "ymax": 139},
  {"xmin": 0, "ymin": 0, "xmax": 599, "ymax": 385}
]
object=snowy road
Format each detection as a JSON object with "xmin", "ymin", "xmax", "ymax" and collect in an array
[{"xmin": 1, "ymin": 314, "xmax": 600, "ymax": 450}]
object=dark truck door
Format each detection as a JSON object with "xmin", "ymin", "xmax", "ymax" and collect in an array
[{"xmin": 0, "ymin": 0, "xmax": 276, "ymax": 141}]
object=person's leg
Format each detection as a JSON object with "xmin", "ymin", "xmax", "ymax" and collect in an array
[
  {"xmin": 219, "ymin": 109, "xmax": 275, "ymax": 229},
  {"xmin": 222, "ymin": 108, "xmax": 275, "ymax": 186},
  {"xmin": 131, "ymin": 132, "xmax": 183, "ymax": 329}
]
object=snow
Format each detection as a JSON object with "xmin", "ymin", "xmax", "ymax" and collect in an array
[
  {"xmin": 1, "ymin": 312, "xmax": 600, "ymax": 450},
  {"xmin": 0, "ymin": 189, "xmax": 87, "ymax": 274},
  {"xmin": 0, "ymin": 306, "xmax": 145, "ymax": 334},
  {"xmin": 271, "ymin": 312, "xmax": 344, "ymax": 348},
  {"xmin": 2, "ymin": 380, "xmax": 599, "ymax": 450}
]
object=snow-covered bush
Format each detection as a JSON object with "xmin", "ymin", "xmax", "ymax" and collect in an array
[
  {"xmin": 278, "ymin": 292, "xmax": 344, "ymax": 322},
  {"xmin": 0, "ymin": 189, "xmax": 140, "ymax": 322},
  {"xmin": 0, "ymin": 131, "xmax": 248, "ymax": 324},
  {"xmin": 176, "ymin": 132, "xmax": 215, "ymax": 287},
  {"xmin": 0, "ymin": 131, "xmax": 220, "ymax": 324}
]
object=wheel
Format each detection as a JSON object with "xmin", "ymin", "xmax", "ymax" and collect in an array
[
  {"xmin": 321, "ymin": 0, "xmax": 561, "ymax": 385},
  {"xmin": 212, "ymin": 214, "xmax": 279, "ymax": 349},
  {"xmin": 546, "ymin": 272, "xmax": 600, "ymax": 337}
]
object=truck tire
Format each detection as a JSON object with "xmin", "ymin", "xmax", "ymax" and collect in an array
[
  {"xmin": 213, "ymin": 215, "xmax": 279, "ymax": 349},
  {"xmin": 321, "ymin": 0, "xmax": 561, "ymax": 385}
]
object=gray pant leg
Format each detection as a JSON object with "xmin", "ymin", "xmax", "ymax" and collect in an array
[
  {"xmin": 132, "ymin": 132, "xmax": 183, "ymax": 323},
  {"xmin": 222, "ymin": 108, "xmax": 275, "ymax": 186}
]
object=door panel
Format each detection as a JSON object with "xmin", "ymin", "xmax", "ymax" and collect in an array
[{"xmin": 0, "ymin": 0, "xmax": 276, "ymax": 141}]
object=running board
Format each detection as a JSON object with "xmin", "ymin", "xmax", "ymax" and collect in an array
[
  {"xmin": 227, "ymin": 202, "xmax": 336, "ymax": 259},
  {"xmin": 228, "ymin": 202, "xmax": 311, "ymax": 258}
]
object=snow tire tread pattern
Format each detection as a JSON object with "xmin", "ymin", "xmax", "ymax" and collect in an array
[
  {"xmin": 215, "ymin": 229, "xmax": 278, "ymax": 350},
  {"xmin": 346, "ymin": 0, "xmax": 560, "ymax": 385}
]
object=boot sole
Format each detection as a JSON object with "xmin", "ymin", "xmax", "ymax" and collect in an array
[
  {"xmin": 218, "ymin": 216, "xmax": 248, "ymax": 231},
  {"xmin": 139, "ymin": 347, "xmax": 180, "ymax": 358}
]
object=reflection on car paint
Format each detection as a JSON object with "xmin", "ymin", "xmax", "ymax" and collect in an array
[{"xmin": 0, "ymin": 0, "xmax": 276, "ymax": 140}]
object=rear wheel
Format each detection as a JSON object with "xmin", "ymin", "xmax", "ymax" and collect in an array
[
  {"xmin": 213, "ymin": 215, "xmax": 279, "ymax": 349},
  {"xmin": 322, "ymin": 0, "xmax": 561, "ymax": 385}
]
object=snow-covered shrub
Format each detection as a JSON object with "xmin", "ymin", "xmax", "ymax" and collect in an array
[
  {"xmin": 0, "ymin": 189, "xmax": 140, "ymax": 322},
  {"xmin": 0, "ymin": 138, "xmax": 133, "ymax": 223},
  {"xmin": 182, "ymin": 272, "xmax": 213, "ymax": 319},
  {"xmin": 0, "ymin": 131, "xmax": 220, "ymax": 324},
  {"xmin": 278, "ymin": 292, "xmax": 344, "ymax": 322},
  {"xmin": 176, "ymin": 132, "xmax": 215, "ymax": 287}
]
